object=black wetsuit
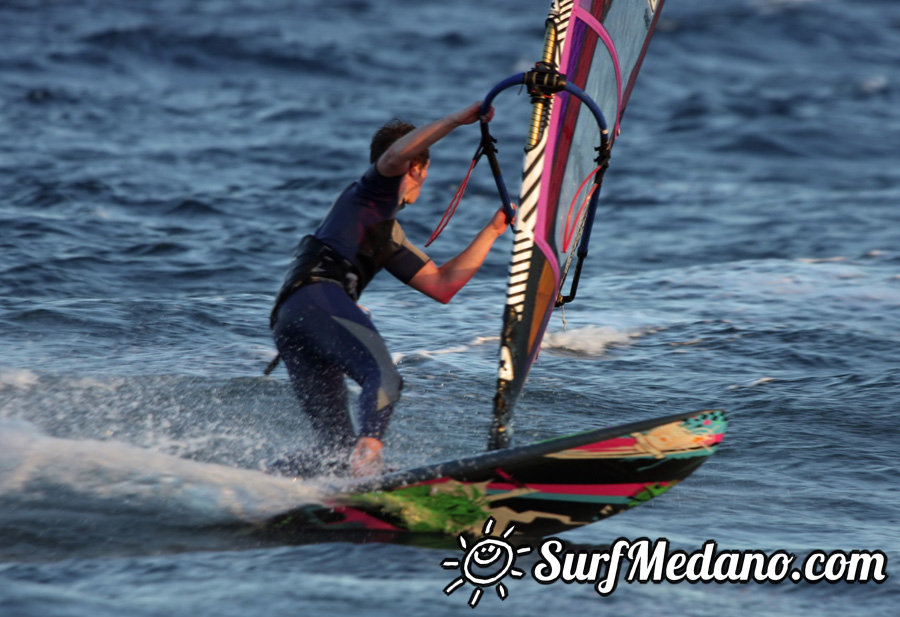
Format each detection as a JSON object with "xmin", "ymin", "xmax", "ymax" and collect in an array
[{"xmin": 271, "ymin": 164, "xmax": 431, "ymax": 468}]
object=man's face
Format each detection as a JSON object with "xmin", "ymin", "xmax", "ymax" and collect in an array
[{"xmin": 402, "ymin": 161, "xmax": 430, "ymax": 204}]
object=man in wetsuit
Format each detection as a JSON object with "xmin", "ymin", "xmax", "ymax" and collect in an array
[{"xmin": 270, "ymin": 101, "xmax": 509, "ymax": 477}]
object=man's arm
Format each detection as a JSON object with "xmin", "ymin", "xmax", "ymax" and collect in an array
[
  {"xmin": 408, "ymin": 206, "xmax": 510, "ymax": 304},
  {"xmin": 376, "ymin": 101, "xmax": 494, "ymax": 178}
]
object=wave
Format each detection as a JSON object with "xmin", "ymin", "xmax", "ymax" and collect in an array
[
  {"xmin": 0, "ymin": 418, "xmax": 325, "ymax": 561},
  {"xmin": 541, "ymin": 325, "xmax": 644, "ymax": 357},
  {"xmin": 80, "ymin": 25, "xmax": 349, "ymax": 77}
]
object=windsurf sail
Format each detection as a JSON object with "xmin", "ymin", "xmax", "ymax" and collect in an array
[{"xmin": 482, "ymin": 0, "xmax": 668, "ymax": 449}]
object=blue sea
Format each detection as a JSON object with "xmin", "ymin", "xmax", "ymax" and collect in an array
[{"xmin": 1, "ymin": 0, "xmax": 898, "ymax": 615}]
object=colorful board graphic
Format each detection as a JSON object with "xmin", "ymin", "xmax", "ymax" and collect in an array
[{"xmin": 265, "ymin": 410, "xmax": 726, "ymax": 541}]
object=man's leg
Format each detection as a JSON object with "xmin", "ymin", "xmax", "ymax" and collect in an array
[
  {"xmin": 273, "ymin": 282, "xmax": 402, "ymax": 474},
  {"xmin": 280, "ymin": 346, "xmax": 357, "ymax": 470}
]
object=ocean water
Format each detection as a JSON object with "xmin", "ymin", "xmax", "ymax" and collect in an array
[{"xmin": 1, "ymin": 0, "xmax": 899, "ymax": 615}]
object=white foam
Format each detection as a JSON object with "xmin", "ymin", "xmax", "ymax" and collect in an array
[
  {"xmin": 394, "ymin": 335, "xmax": 498, "ymax": 364},
  {"xmin": 541, "ymin": 325, "xmax": 639, "ymax": 356},
  {"xmin": 727, "ymin": 377, "xmax": 778, "ymax": 390},
  {"xmin": 0, "ymin": 368, "xmax": 40, "ymax": 391},
  {"xmin": 0, "ymin": 419, "xmax": 326, "ymax": 525}
]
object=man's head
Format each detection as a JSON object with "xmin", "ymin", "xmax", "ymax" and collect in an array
[
  {"xmin": 370, "ymin": 119, "xmax": 430, "ymax": 205},
  {"xmin": 370, "ymin": 119, "xmax": 429, "ymax": 167}
]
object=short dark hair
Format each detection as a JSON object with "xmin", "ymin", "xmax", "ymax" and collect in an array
[{"xmin": 369, "ymin": 119, "xmax": 429, "ymax": 167}]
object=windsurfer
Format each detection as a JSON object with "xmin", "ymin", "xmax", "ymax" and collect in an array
[{"xmin": 270, "ymin": 101, "xmax": 510, "ymax": 477}]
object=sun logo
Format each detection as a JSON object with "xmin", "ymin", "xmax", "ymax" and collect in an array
[{"xmin": 441, "ymin": 517, "xmax": 532, "ymax": 608}]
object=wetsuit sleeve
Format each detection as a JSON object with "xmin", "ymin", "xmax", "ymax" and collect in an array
[{"xmin": 384, "ymin": 223, "xmax": 431, "ymax": 284}]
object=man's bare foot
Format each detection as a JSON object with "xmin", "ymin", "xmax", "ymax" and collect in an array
[{"xmin": 350, "ymin": 437, "xmax": 384, "ymax": 477}]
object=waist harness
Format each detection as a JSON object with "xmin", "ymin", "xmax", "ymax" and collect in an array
[{"xmin": 270, "ymin": 235, "xmax": 361, "ymax": 329}]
